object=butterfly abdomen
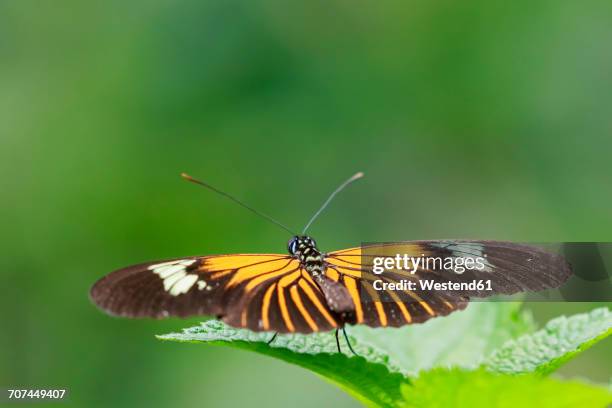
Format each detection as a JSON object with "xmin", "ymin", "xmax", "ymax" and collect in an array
[
  {"xmin": 311, "ymin": 273, "xmax": 355, "ymax": 314},
  {"xmin": 302, "ymin": 253, "xmax": 355, "ymax": 314}
]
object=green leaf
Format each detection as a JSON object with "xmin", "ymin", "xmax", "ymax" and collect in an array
[
  {"xmin": 158, "ymin": 302, "xmax": 533, "ymax": 407},
  {"xmin": 485, "ymin": 307, "xmax": 612, "ymax": 375},
  {"xmin": 157, "ymin": 320, "xmax": 409, "ymax": 408},
  {"xmin": 349, "ymin": 302, "xmax": 534, "ymax": 375},
  {"xmin": 159, "ymin": 306, "xmax": 610, "ymax": 407},
  {"xmin": 400, "ymin": 368, "xmax": 612, "ymax": 408}
]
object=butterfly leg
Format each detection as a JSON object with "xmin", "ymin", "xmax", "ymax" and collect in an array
[
  {"xmin": 342, "ymin": 327, "xmax": 358, "ymax": 356},
  {"xmin": 267, "ymin": 332, "xmax": 278, "ymax": 345},
  {"xmin": 335, "ymin": 329, "xmax": 342, "ymax": 353}
]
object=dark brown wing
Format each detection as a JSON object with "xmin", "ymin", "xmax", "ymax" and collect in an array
[
  {"xmin": 90, "ymin": 254, "xmax": 340, "ymax": 333},
  {"xmin": 325, "ymin": 241, "xmax": 571, "ymax": 328}
]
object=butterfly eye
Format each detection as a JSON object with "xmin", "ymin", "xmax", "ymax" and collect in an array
[{"xmin": 287, "ymin": 237, "xmax": 298, "ymax": 254}]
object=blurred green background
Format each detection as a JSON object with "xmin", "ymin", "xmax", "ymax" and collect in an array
[{"xmin": 1, "ymin": 1, "xmax": 611, "ymax": 407}]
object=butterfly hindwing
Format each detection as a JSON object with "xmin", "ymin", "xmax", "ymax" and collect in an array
[
  {"xmin": 223, "ymin": 267, "xmax": 340, "ymax": 334},
  {"xmin": 324, "ymin": 257, "xmax": 468, "ymax": 328}
]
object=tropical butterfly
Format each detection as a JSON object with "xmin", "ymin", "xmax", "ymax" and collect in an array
[{"xmin": 90, "ymin": 172, "xmax": 572, "ymax": 353}]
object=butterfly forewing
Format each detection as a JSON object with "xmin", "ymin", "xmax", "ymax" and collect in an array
[{"xmin": 91, "ymin": 254, "xmax": 291, "ymax": 319}]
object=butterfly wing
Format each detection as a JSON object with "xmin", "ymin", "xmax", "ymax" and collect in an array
[
  {"xmin": 90, "ymin": 254, "xmax": 340, "ymax": 333},
  {"xmin": 324, "ymin": 241, "xmax": 571, "ymax": 328},
  {"xmin": 222, "ymin": 264, "xmax": 340, "ymax": 334}
]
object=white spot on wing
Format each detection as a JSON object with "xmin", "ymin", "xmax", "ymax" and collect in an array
[
  {"xmin": 149, "ymin": 259, "xmax": 196, "ymax": 270},
  {"xmin": 155, "ymin": 264, "xmax": 187, "ymax": 279},
  {"xmin": 170, "ymin": 274, "xmax": 198, "ymax": 296},
  {"xmin": 430, "ymin": 241, "xmax": 494, "ymax": 271},
  {"xmin": 162, "ymin": 270, "xmax": 187, "ymax": 291},
  {"xmin": 431, "ymin": 241, "xmax": 485, "ymax": 257},
  {"xmin": 149, "ymin": 259, "xmax": 198, "ymax": 296},
  {"xmin": 197, "ymin": 280, "xmax": 207, "ymax": 290}
]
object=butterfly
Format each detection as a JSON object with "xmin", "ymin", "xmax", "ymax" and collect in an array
[{"xmin": 90, "ymin": 172, "xmax": 572, "ymax": 352}]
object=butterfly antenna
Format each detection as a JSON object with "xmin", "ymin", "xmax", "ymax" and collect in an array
[
  {"xmin": 181, "ymin": 173, "xmax": 297, "ymax": 235},
  {"xmin": 302, "ymin": 171, "xmax": 364, "ymax": 234}
]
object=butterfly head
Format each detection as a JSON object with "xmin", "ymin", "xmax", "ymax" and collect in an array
[{"xmin": 288, "ymin": 235, "xmax": 318, "ymax": 256}]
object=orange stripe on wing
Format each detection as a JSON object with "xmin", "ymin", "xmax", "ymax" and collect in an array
[
  {"xmin": 243, "ymin": 260, "xmax": 297, "ymax": 292},
  {"xmin": 261, "ymin": 282, "xmax": 277, "ymax": 331},
  {"xmin": 325, "ymin": 267, "xmax": 340, "ymax": 282},
  {"xmin": 342, "ymin": 276, "xmax": 364, "ymax": 323},
  {"xmin": 289, "ymin": 286, "xmax": 318, "ymax": 332},
  {"xmin": 300, "ymin": 269, "xmax": 318, "ymax": 288},
  {"xmin": 298, "ymin": 279, "xmax": 337, "ymax": 328},
  {"xmin": 202, "ymin": 255, "xmax": 287, "ymax": 272},
  {"xmin": 363, "ymin": 283, "xmax": 388, "ymax": 327},
  {"xmin": 208, "ymin": 269, "xmax": 234, "ymax": 280},
  {"xmin": 385, "ymin": 288, "xmax": 412, "ymax": 323},
  {"xmin": 374, "ymin": 302, "xmax": 387, "ymax": 326},
  {"xmin": 227, "ymin": 258, "xmax": 296, "ymax": 288},
  {"xmin": 276, "ymin": 270, "xmax": 300, "ymax": 332}
]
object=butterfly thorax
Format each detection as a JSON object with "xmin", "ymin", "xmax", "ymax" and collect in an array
[{"xmin": 288, "ymin": 235, "xmax": 325, "ymax": 276}]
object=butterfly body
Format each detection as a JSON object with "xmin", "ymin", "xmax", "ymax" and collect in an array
[{"xmin": 288, "ymin": 235, "xmax": 356, "ymax": 317}]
